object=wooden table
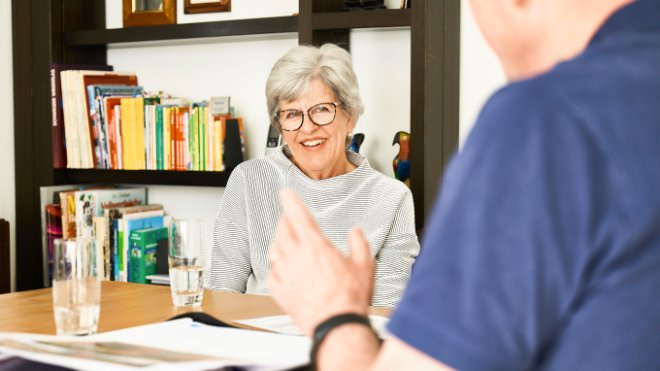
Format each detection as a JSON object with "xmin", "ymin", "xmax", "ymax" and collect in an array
[{"xmin": 0, "ymin": 281, "xmax": 390, "ymax": 335}]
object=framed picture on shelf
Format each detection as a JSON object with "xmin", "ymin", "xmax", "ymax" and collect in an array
[
  {"xmin": 184, "ymin": 0, "xmax": 231, "ymax": 14},
  {"xmin": 122, "ymin": 0, "xmax": 177, "ymax": 27}
]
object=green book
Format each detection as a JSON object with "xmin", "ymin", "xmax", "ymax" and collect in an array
[{"xmin": 129, "ymin": 226, "xmax": 168, "ymax": 284}]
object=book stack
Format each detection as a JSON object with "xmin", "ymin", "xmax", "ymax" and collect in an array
[
  {"xmin": 40, "ymin": 185, "xmax": 172, "ymax": 285},
  {"xmin": 52, "ymin": 64, "xmax": 246, "ymax": 171}
]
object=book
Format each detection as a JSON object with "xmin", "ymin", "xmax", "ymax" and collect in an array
[
  {"xmin": 146, "ymin": 273, "xmax": 170, "ymax": 285},
  {"xmin": 50, "ymin": 64, "xmax": 113, "ymax": 169},
  {"xmin": 80, "ymin": 72, "xmax": 139, "ymax": 168},
  {"xmin": 75, "ymin": 187, "xmax": 147, "ymax": 239},
  {"xmin": 104, "ymin": 96, "xmax": 124, "ymax": 169},
  {"xmin": 60, "ymin": 70, "xmax": 138, "ymax": 168},
  {"xmin": 120, "ymin": 97, "xmax": 146, "ymax": 170},
  {"xmin": 223, "ymin": 117, "xmax": 245, "ymax": 171},
  {"xmin": 88, "ymin": 85, "xmax": 144, "ymax": 169},
  {"xmin": 209, "ymin": 96, "xmax": 230, "ymax": 116},
  {"xmin": 59, "ymin": 190, "xmax": 79, "ymax": 241},
  {"xmin": 45, "ymin": 204, "xmax": 62, "ymax": 286},
  {"xmin": 104, "ymin": 204, "xmax": 164, "ymax": 281},
  {"xmin": 92, "ymin": 215, "xmax": 108, "ymax": 280},
  {"xmin": 129, "ymin": 226, "xmax": 168, "ymax": 284},
  {"xmin": 119, "ymin": 211, "xmax": 165, "ymax": 282},
  {"xmin": 39, "ymin": 184, "xmax": 85, "ymax": 286}
]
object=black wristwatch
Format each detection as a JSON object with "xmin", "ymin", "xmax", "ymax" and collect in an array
[{"xmin": 310, "ymin": 313, "xmax": 376, "ymax": 370}]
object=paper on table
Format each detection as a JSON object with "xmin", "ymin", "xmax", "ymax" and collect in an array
[
  {"xmin": 0, "ymin": 318, "xmax": 310, "ymax": 371},
  {"xmin": 234, "ymin": 314, "xmax": 391, "ymax": 339}
]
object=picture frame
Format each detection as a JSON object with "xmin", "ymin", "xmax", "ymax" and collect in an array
[
  {"xmin": 122, "ymin": 0, "xmax": 177, "ymax": 27},
  {"xmin": 184, "ymin": 0, "xmax": 231, "ymax": 14}
]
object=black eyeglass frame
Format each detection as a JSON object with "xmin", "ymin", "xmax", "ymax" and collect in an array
[{"xmin": 276, "ymin": 102, "xmax": 340, "ymax": 132}]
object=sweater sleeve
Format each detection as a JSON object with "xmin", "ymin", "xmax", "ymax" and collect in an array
[
  {"xmin": 371, "ymin": 189, "xmax": 420, "ymax": 307},
  {"xmin": 206, "ymin": 168, "xmax": 252, "ymax": 293}
]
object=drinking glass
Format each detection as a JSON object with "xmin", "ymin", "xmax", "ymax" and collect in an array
[
  {"xmin": 52, "ymin": 237, "xmax": 101, "ymax": 336},
  {"xmin": 169, "ymin": 219, "xmax": 205, "ymax": 307}
]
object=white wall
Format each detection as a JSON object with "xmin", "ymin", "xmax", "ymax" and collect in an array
[
  {"xmin": 459, "ymin": 0, "xmax": 506, "ymax": 147},
  {"xmin": 0, "ymin": 0, "xmax": 16, "ymax": 291}
]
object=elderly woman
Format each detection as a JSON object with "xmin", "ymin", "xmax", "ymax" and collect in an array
[{"xmin": 207, "ymin": 44, "xmax": 419, "ymax": 307}]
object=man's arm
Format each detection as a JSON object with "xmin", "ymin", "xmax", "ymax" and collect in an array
[{"xmin": 314, "ymin": 324, "xmax": 456, "ymax": 371}]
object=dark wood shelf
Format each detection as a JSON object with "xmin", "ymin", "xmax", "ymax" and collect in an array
[
  {"xmin": 63, "ymin": 16, "xmax": 298, "ymax": 46},
  {"xmin": 312, "ymin": 9, "xmax": 411, "ymax": 30},
  {"xmin": 53, "ymin": 169, "xmax": 231, "ymax": 187}
]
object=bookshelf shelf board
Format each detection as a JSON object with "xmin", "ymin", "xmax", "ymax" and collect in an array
[
  {"xmin": 63, "ymin": 16, "xmax": 298, "ymax": 46},
  {"xmin": 311, "ymin": 9, "xmax": 411, "ymax": 30},
  {"xmin": 54, "ymin": 169, "xmax": 231, "ymax": 187}
]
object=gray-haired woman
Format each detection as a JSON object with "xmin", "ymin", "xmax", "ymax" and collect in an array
[{"xmin": 207, "ymin": 44, "xmax": 419, "ymax": 307}]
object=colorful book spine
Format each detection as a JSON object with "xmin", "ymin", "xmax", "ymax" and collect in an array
[
  {"xmin": 129, "ymin": 227, "xmax": 168, "ymax": 284},
  {"xmin": 45, "ymin": 204, "xmax": 62, "ymax": 284},
  {"xmin": 50, "ymin": 63, "xmax": 113, "ymax": 169}
]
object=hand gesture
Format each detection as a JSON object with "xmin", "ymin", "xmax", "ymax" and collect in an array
[{"xmin": 268, "ymin": 190, "xmax": 375, "ymax": 336}]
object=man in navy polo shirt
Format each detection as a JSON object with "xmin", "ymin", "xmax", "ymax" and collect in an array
[{"xmin": 267, "ymin": 0, "xmax": 660, "ymax": 369}]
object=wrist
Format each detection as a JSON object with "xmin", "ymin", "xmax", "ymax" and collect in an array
[{"xmin": 311, "ymin": 313, "xmax": 378, "ymax": 370}]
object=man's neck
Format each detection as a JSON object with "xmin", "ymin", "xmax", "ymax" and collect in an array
[{"xmin": 505, "ymin": 0, "xmax": 634, "ymax": 81}]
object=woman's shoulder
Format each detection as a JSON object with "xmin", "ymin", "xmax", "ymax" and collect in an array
[
  {"xmin": 231, "ymin": 149, "xmax": 292, "ymax": 178},
  {"xmin": 354, "ymin": 158, "xmax": 412, "ymax": 200}
]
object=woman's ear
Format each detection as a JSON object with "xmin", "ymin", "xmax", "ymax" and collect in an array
[{"xmin": 347, "ymin": 115, "xmax": 357, "ymax": 134}]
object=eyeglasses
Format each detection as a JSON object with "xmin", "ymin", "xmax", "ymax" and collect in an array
[{"xmin": 276, "ymin": 102, "xmax": 340, "ymax": 132}]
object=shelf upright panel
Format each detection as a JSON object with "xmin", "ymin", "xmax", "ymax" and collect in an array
[
  {"xmin": 410, "ymin": 0, "xmax": 460, "ymax": 229},
  {"xmin": 301, "ymin": 0, "xmax": 350, "ymax": 50}
]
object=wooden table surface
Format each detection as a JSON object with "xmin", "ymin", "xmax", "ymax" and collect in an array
[{"xmin": 0, "ymin": 281, "xmax": 390, "ymax": 335}]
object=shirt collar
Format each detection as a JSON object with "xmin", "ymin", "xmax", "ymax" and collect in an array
[{"xmin": 588, "ymin": 0, "xmax": 660, "ymax": 49}]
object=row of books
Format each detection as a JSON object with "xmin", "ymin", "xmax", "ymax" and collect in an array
[
  {"xmin": 51, "ymin": 63, "xmax": 245, "ymax": 171},
  {"xmin": 41, "ymin": 185, "xmax": 170, "ymax": 286}
]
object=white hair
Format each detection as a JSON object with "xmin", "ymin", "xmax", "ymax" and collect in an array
[{"xmin": 265, "ymin": 44, "xmax": 365, "ymax": 131}]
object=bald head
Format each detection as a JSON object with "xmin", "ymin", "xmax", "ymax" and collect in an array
[{"xmin": 469, "ymin": 0, "xmax": 635, "ymax": 80}]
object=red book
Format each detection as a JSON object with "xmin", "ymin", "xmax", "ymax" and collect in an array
[
  {"xmin": 50, "ymin": 63, "xmax": 113, "ymax": 168},
  {"xmin": 45, "ymin": 204, "xmax": 62, "ymax": 284}
]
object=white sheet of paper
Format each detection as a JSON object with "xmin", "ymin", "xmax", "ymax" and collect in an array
[
  {"xmin": 0, "ymin": 318, "xmax": 310, "ymax": 371},
  {"xmin": 235, "ymin": 314, "xmax": 391, "ymax": 339}
]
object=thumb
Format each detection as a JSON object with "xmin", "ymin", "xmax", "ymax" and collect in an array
[{"xmin": 348, "ymin": 227, "xmax": 373, "ymax": 270}]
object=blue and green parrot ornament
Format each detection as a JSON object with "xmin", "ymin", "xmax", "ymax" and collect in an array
[
  {"xmin": 348, "ymin": 133, "xmax": 365, "ymax": 153},
  {"xmin": 392, "ymin": 131, "xmax": 411, "ymax": 187}
]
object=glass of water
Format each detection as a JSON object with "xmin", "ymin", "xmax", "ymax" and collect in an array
[
  {"xmin": 52, "ymin": 237, "xmax": 101, "ymax": 336},
  {"xmin": 169, "ymin": 219, "xmax": 205, "ymax": 307}
]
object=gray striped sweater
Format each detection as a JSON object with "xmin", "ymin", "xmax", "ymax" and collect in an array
[{"xmin": 207, "ymin": 148, "xmax": 420, "ymax": 307}]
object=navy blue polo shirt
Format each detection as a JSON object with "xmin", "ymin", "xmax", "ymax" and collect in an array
[{"xmin": 389, "ymin": 1, "xmax": 660, "ymax": 370}]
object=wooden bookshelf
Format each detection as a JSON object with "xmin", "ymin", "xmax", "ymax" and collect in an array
[
  {"xmin": 64, "ymin": 16, "xmax": 298, "ymax": 45},
  {"xmin": 54, "ymin": 169, "xmax": 232, "ymax": 187},
  {"xmin": 311, "ymin": 9, "xmax": 411, "ymax": 30},
  {"xmin": 12, "ymin": 0, "xmax": 459, "ymax": 290}
]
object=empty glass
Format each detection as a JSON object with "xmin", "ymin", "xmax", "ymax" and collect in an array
[{"xmin": 52, "ymin": 237, "xmax": 101, "ymax": 336}]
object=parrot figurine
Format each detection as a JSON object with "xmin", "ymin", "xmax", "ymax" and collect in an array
[
  {"xmin": 392, "ymin": 131, "xmax": 411, "ymax": 187},
  {"xmin": 348, "ymin": 133, "xmax": 365, "ymax": 153}
]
